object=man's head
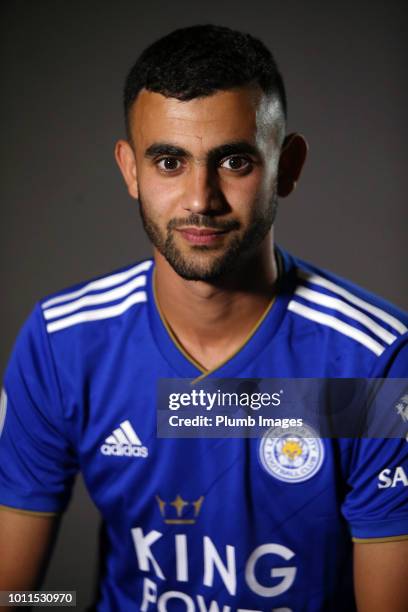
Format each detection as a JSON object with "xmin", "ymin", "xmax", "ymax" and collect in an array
[{"xmin": 115, "ymin": 25, "xmax": 307, "ymax": 282}]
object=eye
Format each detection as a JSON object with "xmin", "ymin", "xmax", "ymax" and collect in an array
[
  {"xmin": 156, "ymin": 157, "xmax": 182, "ymax": 172},
  {"xmin": 219, "ymin": 156, "xmax": 252, "ymax": 172}
]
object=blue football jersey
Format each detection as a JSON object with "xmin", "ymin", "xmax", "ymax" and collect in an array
[{"xmin": 0, "ymin": 247, "xmax": 407, "ymax": 612}]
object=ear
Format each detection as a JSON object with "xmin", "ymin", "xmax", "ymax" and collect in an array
[
  {"xmin": 114, "ymin": 139, "xmax": 139, "ymax": 199},
  {"xmin": 277, "ymin": 133, "xmax": 308, "ymax": 198}
]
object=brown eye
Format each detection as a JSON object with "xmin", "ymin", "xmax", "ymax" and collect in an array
[
  {"xmin": 220, "ymin": 156, "xmax": 251, "ymax": 171},
  {"xmin": 157, "ymin": 157, "xmax": 181, "ymax": 171}
]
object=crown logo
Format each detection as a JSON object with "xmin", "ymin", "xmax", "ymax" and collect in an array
[{"xmin": 155, "ymin": 494, "xmax": 205, "ymax": 524}]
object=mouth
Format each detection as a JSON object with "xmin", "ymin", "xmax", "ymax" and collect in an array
[{"xmin": 176, "ymin": 227, "xmax": 230, "ymax": 246}]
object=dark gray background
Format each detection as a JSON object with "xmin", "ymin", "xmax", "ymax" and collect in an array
[{"xmin": 1, "ymin": 0, "xmax": 407, "ymax": 608}]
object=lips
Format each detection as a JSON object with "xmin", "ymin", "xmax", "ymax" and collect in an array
[{"xmin": 177, "ymin": 227, "xmax": 228, "ymax": 245}]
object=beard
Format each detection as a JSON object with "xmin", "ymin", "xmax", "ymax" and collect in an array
[{"xmin": 138, "ymin": 192, "xmax": 278, "ymax": 282}]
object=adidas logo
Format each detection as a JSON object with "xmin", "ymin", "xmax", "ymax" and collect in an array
[{"xmin": 100, "ymin": 420, "xmax": 148, "ymax": 458}]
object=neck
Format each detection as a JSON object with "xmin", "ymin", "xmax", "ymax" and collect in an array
[{"xmin": 153, "ymin": 235, "xmax": 280, "ymax": 371}]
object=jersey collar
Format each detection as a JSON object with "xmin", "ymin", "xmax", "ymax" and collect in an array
[{"xmin": 146, "ymin": 246, "xmax": 297, "ymax": 380}]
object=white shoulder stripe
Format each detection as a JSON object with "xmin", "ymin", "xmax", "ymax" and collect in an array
[
  {"xmin": 0, "ymin": 389, "xmax": 7, "ymax": 439},
  {"xmin": 43, "ymin": 274, "xmax": 147, "ymax": 321},
  {"xmin": 42, "ymin": 260, "xmax": 152, "ymax": 309},
  {"xmin": 298, "ymin": 270, "xmax": 407, "ymax": 335},
  {"xmin": 295, "ymin": 286, "xmax": 397, "ymax": 345},
  {"xmin": 288, "ymin": 300, "xmax": 385, "ymax": 356},
  {"xmin": 46, "ymin": 290, "xmax": 147, "ymax": 333}
]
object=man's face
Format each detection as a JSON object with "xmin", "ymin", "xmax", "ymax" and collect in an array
[{"xmin": 127, "ymin": 87, "xmax": 284, "ymax": 281}]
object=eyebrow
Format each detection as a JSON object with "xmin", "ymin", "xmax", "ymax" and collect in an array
[
  {"xmin": 144, "ymin": 141, "xmax": 261, "ymax": 163},
  {"xmin": 145, "ymin": 143, "xmax": 189, "ymax": 159}
]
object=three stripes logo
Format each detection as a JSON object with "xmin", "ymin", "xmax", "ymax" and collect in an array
[{"xmin": 100, "ymin": 419, "xmax": 148, "ymax": 458}]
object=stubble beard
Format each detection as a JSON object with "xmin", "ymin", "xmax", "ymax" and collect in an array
[{"xmin": 138, "ymin": 193, "xmax": 278, "ymax": 282}]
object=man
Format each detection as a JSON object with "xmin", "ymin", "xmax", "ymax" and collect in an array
[{"xmin": 0, "ymin": 24, "xmax": 407, "ymax": 612}]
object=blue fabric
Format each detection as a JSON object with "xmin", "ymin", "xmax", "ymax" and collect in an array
[{"xmin": 0, "ymin": 247, "xmax": 407, "ymax": 611}]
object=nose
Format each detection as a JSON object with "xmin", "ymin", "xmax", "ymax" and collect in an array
[{"xmin": 182, "ymin": 164, "xmax": 221, "ymax": 215}]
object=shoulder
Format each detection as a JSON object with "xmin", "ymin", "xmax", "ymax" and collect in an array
[
  {"xmin": 38, "ymin": 258, "xmax": 153, "ymax": 336},
  {"xmin": 283, "ymin": 251, "xmax": 407, "ymax": 373}
]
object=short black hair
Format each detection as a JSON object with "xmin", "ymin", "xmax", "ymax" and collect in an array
[{"xmin": 124, "ymin": 24, "xmax": 287, "ymax": 137}]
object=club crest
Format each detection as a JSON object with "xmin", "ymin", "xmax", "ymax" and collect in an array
[{"xmin": 259, "ymin": 423, "xmax": 325, "ymax": 483}]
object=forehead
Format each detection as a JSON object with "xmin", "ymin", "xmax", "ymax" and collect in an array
[{"xmin": 129, "ymin": 87, "xmax": 280, "ymax": 152}]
